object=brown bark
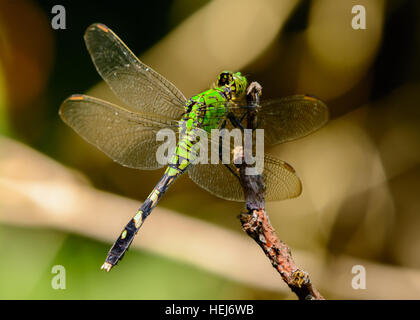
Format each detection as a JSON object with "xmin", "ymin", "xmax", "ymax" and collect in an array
[{"xmin": 235, "ymin": 82, "xmax": 324, "ymax": 300}]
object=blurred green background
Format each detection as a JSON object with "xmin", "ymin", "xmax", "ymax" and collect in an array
[{"xmin": 0, "ymin": 0, "xmax": 419, "ymax": 299}]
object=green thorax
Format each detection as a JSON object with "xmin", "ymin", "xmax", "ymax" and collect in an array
[
  {"xmin": 166, "ymin": 71, "xmax": 247, "ymax": 176},
  {"xmin": 181, "ymin": 87, "xmax": 229, "ymax": 133}
]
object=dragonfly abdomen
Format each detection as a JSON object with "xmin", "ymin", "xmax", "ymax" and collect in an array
[
  {"xmin": 101, "ymin": 169, "xmax": 181, "ymax": 271},
  {"xmin": 101, "ymin": 127, "xmax": 200, "ymax": 271}
]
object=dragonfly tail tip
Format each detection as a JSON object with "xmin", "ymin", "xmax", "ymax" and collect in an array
[{"xmin": 100, "ymin": 262, "xmax": 113, "ymax": 272}]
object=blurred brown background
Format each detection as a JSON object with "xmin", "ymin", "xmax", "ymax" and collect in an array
[{"xmin": 0, "ymin": 0, "xmax": 419, "ymax": 299}]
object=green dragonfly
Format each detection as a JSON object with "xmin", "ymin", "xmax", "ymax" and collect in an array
[{"xmin": 59, "ymin": 23, "xmax": 329, "ymax": 272}]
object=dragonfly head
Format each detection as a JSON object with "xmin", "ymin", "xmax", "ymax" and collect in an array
[{"xmin": 216, "ymin": 71, "xmax": 247, "ymax": 100}]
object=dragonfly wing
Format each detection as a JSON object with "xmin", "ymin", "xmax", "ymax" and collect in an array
[
  {"xmin": 263, "ymin": 153, "xmax": 302, "ymax": 201},
  {"xmin": 59, "ymin": 94, "xmax": 178, "ymax": 170},
  {"xmin": 188, "ymin": 162, "xmax": 244, "ymax": 201},
  {"xmin": 188, "ymin": 154, "xmax": 302, "ymax": 202},
  {"xmin": 258, "ymin": 94, "xmax": 329, "ymax": 145},
  {"xmin": 188, "ymin": 129, "xmax": 302, "ymax": 201},
  {"xmin": 84, "ymin": 23, "xmax": 186, "ymax": 118}
]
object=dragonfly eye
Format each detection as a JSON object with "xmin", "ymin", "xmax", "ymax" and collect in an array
[
  {"xmin": 217, "ymin": 71, "xmax": 234, "ymax": 87},
  {"xmin": 217, "ymin": 71, "xmax": 247, "ymax": 99},
  {"xmin": 232, "ymin": 73, "xmax": 247, "ymax": 98}
]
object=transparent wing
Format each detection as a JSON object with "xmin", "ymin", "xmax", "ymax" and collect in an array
[
  {"xmin": 258, "ymin": 94, "xmax": 329, "ymax": 145},
  {"xmin": 59, "ymin": 94, "xmax": 178, "ymax": 170},
  {"xmin": 263, "ymin": 153, "xmax": 302, "ymax": 201},
  {"xmin": 188, "ymin": 162, "xmax": 243, "ymax": 201},
  {"xmin": 188, "ymin": 129, "xmax": 302, "ymax": 201},
  {"xmin": 84, "ymin": 23, "xmax": 186, "ymax": 118}
]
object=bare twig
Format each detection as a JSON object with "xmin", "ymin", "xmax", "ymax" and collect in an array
[{"xmin": 235, "ymin": 82, "xmax": 324, "ymax": 300}]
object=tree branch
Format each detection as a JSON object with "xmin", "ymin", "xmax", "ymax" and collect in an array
[{"xmin": 235, "ymin": 82, "xmax": 324, "ymax": 300}]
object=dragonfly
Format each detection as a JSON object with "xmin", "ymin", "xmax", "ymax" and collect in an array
[{"xmin": 59, "ymin": 23, "xmax": 329, "ymax": 272}]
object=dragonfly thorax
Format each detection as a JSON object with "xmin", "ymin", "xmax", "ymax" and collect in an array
[
  {"xmin": 179, "ymin": 72, "xmax": 248, "ymax": 134},
  {"xmin": 182, "ymin": 88, "xmax": 230, "ymax": 133}
]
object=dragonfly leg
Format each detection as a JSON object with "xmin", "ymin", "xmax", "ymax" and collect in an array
[
  {"xmin": 239, "ymin": 111, "xmax": 248, "ymax": 123},
  {"xmin": 227, "ymin": 112, "xmax": 245, "ymax": 130}
]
